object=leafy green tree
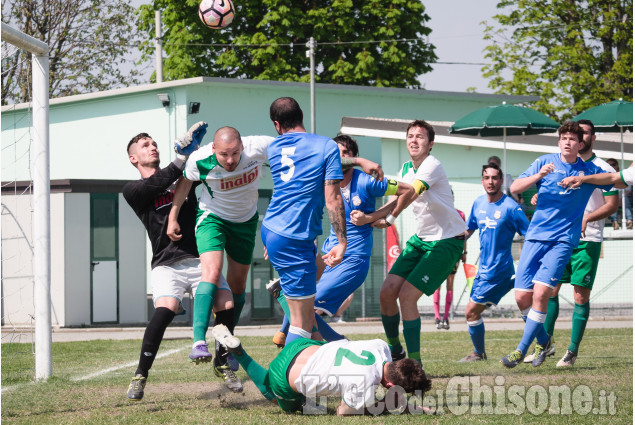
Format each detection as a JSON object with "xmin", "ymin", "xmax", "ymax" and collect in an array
[
  {"xmin": 138, "ymin": 0, "xmax": 436, "ymax": 88},
  {"xmin": 1, "ymin": 0, "xmax": 142, "ymax": 105},
  {"xmin": 483, "ymin": 0, "xmax": 633, "ymax": 120}
]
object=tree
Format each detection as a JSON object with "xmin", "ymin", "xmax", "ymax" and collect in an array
[
  {"xmin": 483, "ymin": 0, "xmax": 633, "ymax": 120},
  {"xmin": 1, "ymin": 0, "xmax": 142, "ymax": 105},
  {"xmin": 138, "ymin": 0, "xmax": 437, "ymax": 88}
]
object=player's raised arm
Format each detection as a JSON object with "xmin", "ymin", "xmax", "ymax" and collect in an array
[
  {"xmin": 561, "ymin": 171, "xmax": 627, "ymax": 190},
  {"xmin": 510, "ymin": 162, "xmax": 555, "ymax": 194},
  {"xmin": 341, "ymin": 157, "xmax": 384, "ymax": 180}
]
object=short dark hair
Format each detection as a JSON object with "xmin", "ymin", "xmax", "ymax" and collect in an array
[
  {"xmin": 558, "ymin": 121, "xmax": 584, "ymax": 143},
  {"xmin": 576, "ymin": 119, "xmax": 595, "ymax": 135},
  {"xmin": 270, "ymin": 97, "xmax": 304, "ymax": 130},
  {"xmin": 333, "ymin": 134, "xmax": 359, "ymax": 157},
  {"xmin": 386, "ymin": 359, "xmax": 432, "ymax": 395},
  {"xmin": 487, "ymin": 155, "xmax": 501, "ymax": 166},
  {"xmin": 482, "ymin": 162, "xmax": 503, "ymax": 179},
  {"xmin": 607, "ymin": 158, "xmax": 619, "ymax": 170},
  {"xmin": 127, "ymin": 132, "xmax": 151, "ymax": 154},
  {"xmin": 406, "ymin": 120, "xmax": 435, "ymax": 142}
]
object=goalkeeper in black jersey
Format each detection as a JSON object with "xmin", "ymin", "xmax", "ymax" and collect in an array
[{"xmin": 123, "ymin": 122, "xmax": 242, "ymax": 400}]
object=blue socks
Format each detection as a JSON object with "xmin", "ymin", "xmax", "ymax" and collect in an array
[
  {"xmin": 468, "ymin": 318, "xmax": 486, "ymax": 355},
  {"xmin": 286, "ymin": 326, "xmax": 311, "ymax": 344},
  {"xmin": 516, "ymin": 309, "xmax": 548, "ymax": 354},
  {"xmin": 314, "ymin": 314, "xmax": 345, "ymax": 342}
]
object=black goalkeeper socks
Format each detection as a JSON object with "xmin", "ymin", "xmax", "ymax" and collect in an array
[{"xmin": 135, "ymin": 307, "xmax": 175, "ymax": 377}]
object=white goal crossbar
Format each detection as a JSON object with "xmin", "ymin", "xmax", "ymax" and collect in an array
[{"xmin": 1, "ymin": 23, "xmax": 52, "ymax": 381}]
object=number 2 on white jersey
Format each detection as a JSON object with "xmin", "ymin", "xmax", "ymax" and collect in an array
[{"xmin": 280, "ymin": 147, "xmax": 296, "ymax": 182}]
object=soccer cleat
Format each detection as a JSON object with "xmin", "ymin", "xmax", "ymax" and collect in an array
[
  {"xmin": 214, "ymin": 363, "xmax": 243, "ymax": 393},
  {"xmin": 126, "ymin": 374, "xmax": 147, "ymax": 400},
  {"xmin": 556, "ymin": 350, "xmax": 578, "ymax": 368},
  {"xmin": 500, "ymin": 350, "xmax": 524, "ymax": 368},
  {"xmin": 391, "ymin": 348, "xmax": 406, "ymax": 361},
  {"xmin": 524, "ymin": 337, "xmax": 556, "ymax": 363},
  {"xmin": 189, "ymin": 342, "xmax": 213, "ymax": 364},
  {"xmin": 212, "ymin": 324, "xmax": 244, "ymax": 356},
  {"xmin": 441, "ymin": 319, "xmax": 450, "ymax": 330},
  {"xmin": 266, "ymin": 278, "xmax": 282, "ymax": 299},
  {"xmin": 435, "ymin": 318, "xmax": 442, "ymax": 329},
  {"xmin": 331, "ymin": 315, "xmax": 344, "ymax": 323},
  {"xmin": 272, "ymin": 330, "xmax": 286, "ymax": 348},
  {"xmin": 458, "ymin": 351, "xmax": 487, "ymax": 362},
  {"xmin": 532, "ymin": 336, "xmax": 554, "ymax": 367}
]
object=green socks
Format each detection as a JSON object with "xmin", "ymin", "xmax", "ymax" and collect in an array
[
  {"xmin": 403, "ymin": 318, "xmax": 421, "ymax": 361},
  {"xmin": 544, "ymin": 296, "xmax": 559, "ymax": 336},
  {"xmin": 381, "ymin": 313, "xmax": 402, "ymax": 353},
  {"xmin": 569, "ymin": 302, "xmax": 590, "ymax": 354},
  {"xmin": 233, "ymin": 291, "xmax": 246, "ymax": 324},
  {"xmin": 193, "ymin": 282, "xmax": 218, "ymax": 342},
  {"xmin": 232, "ymin": 350, "xmax": 275, "ymax": 401}
]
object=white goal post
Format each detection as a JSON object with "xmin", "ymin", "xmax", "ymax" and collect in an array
[{"xmin": 1, "ymin": 23, "xmax": 52, "ymax": 381}]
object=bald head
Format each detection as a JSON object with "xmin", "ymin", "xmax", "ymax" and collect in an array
[
  {"xmin": 213, "ymin": 126, "xmax": 242, "ymax": 146},
  {"xmin": 212, "ymin": 126, "xmax": 243, "ymax": 171}
]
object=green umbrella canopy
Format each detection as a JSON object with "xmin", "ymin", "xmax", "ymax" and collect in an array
[
  {"xmin": 572, "ymin": 100, "xmax": 633, "ymax": 132},
  {"xmin": 449, "ymin": 103, "xmax": 560, "ymax": 137}
]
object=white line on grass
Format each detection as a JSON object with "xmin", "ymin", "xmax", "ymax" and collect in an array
[
  {"xmin": 72, "ymin": 346, "xmax": 187, "ymax": 381},
  {"xmin": 1, "ymin": 346, "xmax": 188, "ymax": 393}
]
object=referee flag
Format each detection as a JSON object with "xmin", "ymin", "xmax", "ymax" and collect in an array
[{"xmin": 463, "ymin": 263, "xmax": 477, "ymax": 290}]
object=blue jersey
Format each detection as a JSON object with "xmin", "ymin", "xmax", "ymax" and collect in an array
[
  {"xmin": 263, "ymin": 132, "xmax": 343, "ymax": 241},
  {"xmin": 322, "ymin": 169, "xmax": 388, "ymax": 257},
  {"xmin": 467, "ymin": 194, "xmax": 529, "ymax": 281},
  {"xmin": 519, "ymin": 153, "xmax": 612, "ymax": 245}
]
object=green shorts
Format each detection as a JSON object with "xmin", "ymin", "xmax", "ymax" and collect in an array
[
  {"xmin": 389, "ymin": 235, "xmax": 464, "ymax": 295},
  {"xmin": 559, "ymin": 241, "xmax": 602, "ymax": 289},
  {"xmin": 195, "ymin": 210, "xmax": 258, "ymax": 265},
  {"xmin": 266, "ymin": 339, "xmax": 326, "ymax": 413}
]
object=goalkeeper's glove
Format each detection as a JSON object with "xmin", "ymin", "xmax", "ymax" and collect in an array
[{"xmin": 174, "ymin": 121, "xmax": 208, "ymax": 158}]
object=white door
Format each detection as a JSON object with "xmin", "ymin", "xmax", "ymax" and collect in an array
[{"xmin": 92, "ymin": 261, "xmax": 118, "ymax": 322}]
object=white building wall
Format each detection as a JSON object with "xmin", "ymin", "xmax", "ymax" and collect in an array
[{"xmin": 1, "ymin": 193, "xmax": 35, "ymax": 326}]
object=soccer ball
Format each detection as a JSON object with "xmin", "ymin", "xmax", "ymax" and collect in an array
[{"xmin": 198, "ymin": 0, "xmax": 235, "ymax": 29}]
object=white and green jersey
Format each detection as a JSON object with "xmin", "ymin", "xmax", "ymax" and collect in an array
[
  {"xmin": 399, "ymin": 155, "xmax": 467, "ymax": 241},
  {"xmin": 581, "ymin": 155, "xmax": 618, "ymax": 243},
  {"xmin": 184, "ymin": 135, "xmax": 274, "ymax": 222},
  {"xmin": 295, "ymin": 339, "xmax": 390, "ymax": 410}
]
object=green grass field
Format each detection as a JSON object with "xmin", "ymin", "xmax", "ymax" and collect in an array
[{"xmin": 2, "ymin": 327, "xmax": 632, "ymax": 424}]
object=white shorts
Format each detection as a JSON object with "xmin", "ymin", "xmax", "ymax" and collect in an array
[{"xmin": 151, "ymin": 257, "xmax": 231, "ymax": 313}]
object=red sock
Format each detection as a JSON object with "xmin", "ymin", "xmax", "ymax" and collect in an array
[
  {"xmin": 433, "ymin": 289, "xmax": 441, "ymax": 320},
  {"xmin": 443, "ymin": 291, "xmax": 453, "ymax": 321}
]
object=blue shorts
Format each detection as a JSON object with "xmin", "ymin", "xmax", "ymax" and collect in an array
[
  {"xmin": 261, "ymin": 226, "xmax": 317, "ymax": 299},
  {"xmin": 470, "ymin": 275, "xmax": 514, "ymax": 306},
  {"xmin": 515, "ymin": 240, "xmax": 575, "ymax": 292},
  {"xmin": 314, "ymin": 256, "xmax": 370, "ymax": 316}
]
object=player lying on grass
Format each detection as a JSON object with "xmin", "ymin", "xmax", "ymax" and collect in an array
[{"xmin": 212, "ymin": 324, "xmax": 434, "ymax": 415}]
